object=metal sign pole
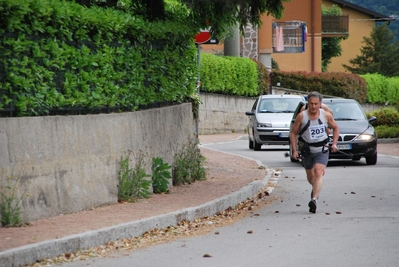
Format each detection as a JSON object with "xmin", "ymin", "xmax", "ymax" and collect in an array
[{"xmin": 196, "ymin": 44, "xmax": 201, "ymax": 136}]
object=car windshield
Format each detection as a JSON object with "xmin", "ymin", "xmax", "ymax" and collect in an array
[
  {"xmin": 325, "ymin": 102, "xmax": 367, "ymax": 120},
  {"xmin": 258, "ymin": 98, "xmax": 299, "ymax": 113}
]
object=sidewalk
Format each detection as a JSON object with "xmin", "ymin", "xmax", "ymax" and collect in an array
[{"xmin": 0, "ymin": 133, "xmax": 276, "ymax": 267}]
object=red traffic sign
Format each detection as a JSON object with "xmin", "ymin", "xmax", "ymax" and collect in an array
[{"xmin": 195, "ymin": 31, "xmax": 211, "ymax": 44}]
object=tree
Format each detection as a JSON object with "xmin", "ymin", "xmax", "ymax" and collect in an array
[
  {"xmin": 73, "ymin": 0, "xmax": 288, "ymax": 37},
  {"xmin": 130, "ymin": 0, "xmax": 165, "ymax": 21},
  {"xmin": 343, "ymin": 23, "xmax": 399, "ymax": 77},
  {"xmin": 182, "ymin": 0, "xmax": 287, "ymax": 36},
  {"xmin": 321, "ymin": 4, "xmax": 347, "ymax": 72},
  {"xmin": 75, "ymin": 0, "xmax": 119, "ymax": 8}
]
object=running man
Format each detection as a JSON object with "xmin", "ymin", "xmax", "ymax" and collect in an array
[{"xmin": 290, "ymin": 92, "xmax": 339, "ymax": 213}]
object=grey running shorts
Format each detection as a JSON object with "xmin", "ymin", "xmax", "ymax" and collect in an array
[{"xmin": 302, "ymin": 151, "xmax": 329, "ymax": 170}]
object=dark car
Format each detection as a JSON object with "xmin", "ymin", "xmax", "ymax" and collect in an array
[
  {"xmin": 245, "ymin": 94, "xmax": 305, "ymax": 150},
  {"xmin": 289, "ymin": 98, "xmax": 378, "ymax": 165}
]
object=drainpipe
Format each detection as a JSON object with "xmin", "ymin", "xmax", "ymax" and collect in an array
[{"xmin": 311, "ymin": 0, "xmax": 315, "ymax": 72}]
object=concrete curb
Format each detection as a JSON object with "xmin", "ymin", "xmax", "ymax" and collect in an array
[
  {"xmin": 378, "ymin": 138, "xmax": 399, "ymax": 144},
  {"xmin": 0, "ymin": 161, "xmax": 277, "ymax": 267}
]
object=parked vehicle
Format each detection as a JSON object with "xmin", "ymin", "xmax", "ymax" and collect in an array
[
  {"xmin": 245, "ymin": 94, "xmax": 306, "ymax": 151},
  {"xmin": 289, "ymin": 98, "xmax": 378, "ymax": 165}
]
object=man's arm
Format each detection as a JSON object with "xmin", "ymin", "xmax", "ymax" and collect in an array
[
  {"xmin": 326, "ymin": 112, "xmax": 339, "ymax": 153},
  {"xmin": 290, "ymin": 112, "xmax": 303, "ymax": 159}
]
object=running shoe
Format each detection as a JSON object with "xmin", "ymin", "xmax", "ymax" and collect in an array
[{"xmin": 308, "ymin": 199, "xmax": 317, "ymax": 213}]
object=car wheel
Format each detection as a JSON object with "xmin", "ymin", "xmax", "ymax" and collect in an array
[
  {"xmin": 254, "ymin": 139, "xmax": 262, "ymax": 151},
  {"xmin": 365, "ymin": 153, "xmax": 377, "ymax": 165},
  {"xmin": 249, "ymin": 137, "xmax": 254, "ymax": 149},
  {"xmin": 289, "ymin": 144, "xmax": 299, "ymax": 162}
]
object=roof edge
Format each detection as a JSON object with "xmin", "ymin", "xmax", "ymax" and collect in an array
[{"xmin": 329, "ymin": 0, "xmax": 395, "ymax": 21}]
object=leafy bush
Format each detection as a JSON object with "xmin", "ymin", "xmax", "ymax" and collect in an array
[
  {"xmin": 271, "ymin": 71, "xmax": 368, "ymax": 102},
  {"xmin": 0, "ymin": 166, "xmax": 30, "ymax": 227},
  {"xmin": 360, "ymin": 74, "xmax": 399, "ymax": 105},
  {"xmin": 375, "ymin": 125, "xmax": 399, "ymax": 138},
  {"xmin": 152, "ymin": 157, "xmax": 172, "ymax": 194},
  {"xmin": 200, "ymin": 53, "xmax": 259, "ymax": 96},
  {"xmin": 172, "ymin": 139, "xmax": 206, "ymax": 186},
  {"xmin": 118, "ymin": 151, "xmax": 151, "ymax": 202},
  {"xmin": 0, "ymin": 0, "xmax": 198, "ymax": 116},
  {"xmin": 368, "ymin": 107, "xmax": 399, "ymax": 127},
  {"xmin": 253, "ymin": 59, "xmax": 270, "ymax": 95}
]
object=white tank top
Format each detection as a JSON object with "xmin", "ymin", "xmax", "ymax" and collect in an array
[{"xmin": 300, "ymin": 109, "xmax": 328, "ymax": 153}]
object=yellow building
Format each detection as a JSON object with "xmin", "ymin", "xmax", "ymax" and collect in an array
[
  {"xmin": 200, "ymin": 0, "xmax": 393, "ymax": 73},
  {"xmin": 323, "ymin": 0, "xmax": 393, "ymax": 72}
]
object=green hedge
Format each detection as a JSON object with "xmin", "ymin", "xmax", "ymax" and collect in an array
[
  {"xmin": 368, "ymin": 107, "xmax": 399, "ymax": 127},
  {"xmin": 200, "ymin": 53, "xmax": 259, "ymax": 97},
  {"xmin": 0, "ymin": 0, "xmax": 198, "ymax": 116},
  {"xmin": 375, "ymin": 125, "xmax": 399, "ymax": 138},
  {"xmin": 271, "ymin": 71, "xmax": 368, "ymax": 103},
  {"xmin": 366, "ymin": 107, "xmax": 399, "ymax": 138},
  {"xmin": 360, "ymin": 73, "xmax": 399, "ymax": 105}
]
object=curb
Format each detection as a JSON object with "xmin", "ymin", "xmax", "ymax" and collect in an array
[
  {"xmin": 0, "ymin": 161, "xmax": 277, "ymax": 267},
  {"xmin": 378, "ymin": 138, "xmax": 399, "ymax": 144}
]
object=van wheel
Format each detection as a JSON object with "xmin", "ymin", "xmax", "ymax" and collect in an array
[
  {"xmin": 249, "ymin": 138, "xmax": 254, "ymax": 149},
  {"xmin": 254, "ymin": 139, "xmax": 262, "ymax": 151}
]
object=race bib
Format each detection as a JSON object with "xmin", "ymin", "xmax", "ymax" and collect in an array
[{"xmin": 308, "ymin": 124, "xmax": 326, "ymax": 140}]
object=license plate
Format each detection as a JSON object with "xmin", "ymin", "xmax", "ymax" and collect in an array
[
  {"xmin": 337, "ymin": 144, "xmax": 352, "ymax": 150},
  {"xmin": 278, "ymin": 132, "xmax": 289, "ymax": 138}
]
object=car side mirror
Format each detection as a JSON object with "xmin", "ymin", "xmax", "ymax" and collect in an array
[
  {"xmin": 368, "ymin": 116, "xmax": 377, "ymax": 124},
  {"xmin": 245, "ymin": 111, "xmax": 255, "ymax": 116}
]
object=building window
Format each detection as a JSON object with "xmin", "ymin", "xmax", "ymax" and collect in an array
[{"xmin": 272, "ymin": 21, "xmax": 307, "ymax": 53}]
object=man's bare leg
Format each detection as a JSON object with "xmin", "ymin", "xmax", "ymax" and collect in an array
[{"xmin": 305, "ymin": 163, "xmax": 326, "ymax": 213}]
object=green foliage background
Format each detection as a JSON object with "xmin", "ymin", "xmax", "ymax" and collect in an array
[
  {"xmin": 200, "ymin": 53, "xmax": 259, "ymax": 96},
  {"xmin": 0, "ymin": 0, "xmax": 198, "ymax": 116},
  {"xmin": 361, "ymin": 73, "xmax": 399, "ymax": 104},
  {"xmin": 271, "ymin": 71, "xmax": 368, "ymax": 103}
]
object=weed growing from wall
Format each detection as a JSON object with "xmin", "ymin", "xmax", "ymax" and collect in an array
[
  {"xmin": 0, "ymin": 167, "xmax": 29, "ymax": 227},
  {"xmin": 118, "ymin": 151, "xmax": 151, "ymax": 202},
  {"xmin": 172, "ymin": 139, "xmax": 206, "ymax": 186},
  {"xmin": 151, "ymin": 157, "xmax": 172, "ymax": 194}
]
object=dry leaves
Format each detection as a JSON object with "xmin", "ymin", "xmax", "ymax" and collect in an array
[{"xmin": 25, "ymin": 187, "xmax": 278, "ymax": 267}]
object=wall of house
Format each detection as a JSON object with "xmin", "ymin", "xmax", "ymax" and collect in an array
[
  {"xmin": 269, "ymin": 0, "xmax": 323, "ymax": 72},
  {"xmin": 0, "ymin": 104, "xmax": 195, "ymax": 223},
  {"xmin": 323, "ymin": 1, "xmax": 375, "ymax": 72}
]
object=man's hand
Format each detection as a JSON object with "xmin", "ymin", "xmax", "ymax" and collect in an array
[
  {"xmin": 330, "ymin": 144, "xmax": 338, "ymax": 153},
  {"xmin": 292, "ymin": 151, "xmax": 300, "ymax": 160}
]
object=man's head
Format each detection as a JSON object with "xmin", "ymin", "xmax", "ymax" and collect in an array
[{"xmin": 307, "ymin": 91, "xmax": 322, "ymax": 113}]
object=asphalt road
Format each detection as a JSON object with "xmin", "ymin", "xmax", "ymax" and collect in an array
[{"xmin": 61, "ymin": 140, "xmax": 399, "ymax": 267}]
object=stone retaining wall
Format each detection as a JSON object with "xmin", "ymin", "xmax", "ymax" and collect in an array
[{"xmin": 0, "ymin": 104, "xmax": 195, "ymax": 223}]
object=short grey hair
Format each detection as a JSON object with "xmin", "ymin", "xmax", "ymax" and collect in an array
[{"xmin": 308, "ymin": 91, "xmax": 322, "ymax": 102}]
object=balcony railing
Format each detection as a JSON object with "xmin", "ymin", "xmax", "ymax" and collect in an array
[
  {"xmin": 322, "ymin": 15, "xmax": 349, "ymax": 36},
  {"xmin": 272, "ymin": 21, "xmax": 305, "ymax": 53}
]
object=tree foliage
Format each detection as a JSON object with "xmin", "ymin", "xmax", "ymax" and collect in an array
[
  {"xmin": 321, "ymin": 4, "xmax": 347, "ymax": 72},
  {"xmin": 182, "ymin": 0, "xmax": 287, "ymax": 36},
  {"xmin": 343, "ymin": 24, "xmax": 399, "ymax": 77},
  {"xmin": 73, "ymin": 0, "xmax": 288, "ymax": 37}
]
